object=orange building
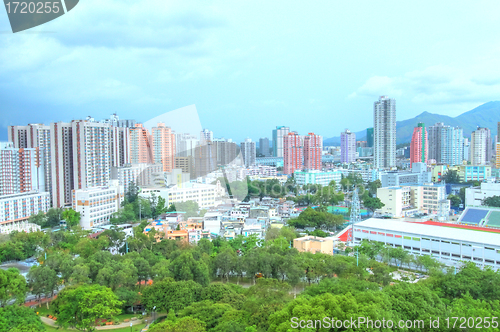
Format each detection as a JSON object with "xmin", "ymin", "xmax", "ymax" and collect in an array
[{"xmin": 293, "ymin": 236, "xmax": 334, "ymax": 255}]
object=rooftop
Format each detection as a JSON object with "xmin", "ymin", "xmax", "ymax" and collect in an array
[{"xmin": 355, "ymin": 218, "xmax": 500, "ymax": 247}]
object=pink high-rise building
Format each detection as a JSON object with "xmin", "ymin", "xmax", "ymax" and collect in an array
[
  {"xmin": 410, "ymin": 123, "xmax": 428, "ymax": 165},
  {"xmin": 283, "ymin": 132, "xmax": 303, "ymax": 175},
  {"xmin": 130, "ymin": 124, "xmax": 153, "ymax": 164},
  {"xmin": 303, "ymin": 133, "xmax": 322, "ymax": 170}
]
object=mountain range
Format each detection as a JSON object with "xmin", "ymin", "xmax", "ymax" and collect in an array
[{"xmin": 324, "ymin": 101, "xmax": 500, "ymax": 146}]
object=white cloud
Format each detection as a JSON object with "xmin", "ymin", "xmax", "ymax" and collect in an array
[{"xmin": 350, "ymin": 61, "xmax": 500, "ymax": 108}]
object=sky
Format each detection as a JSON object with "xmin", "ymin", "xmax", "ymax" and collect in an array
[{"xmin": 2, "ymin": 0, "xmax": 500, "ymax": 142}]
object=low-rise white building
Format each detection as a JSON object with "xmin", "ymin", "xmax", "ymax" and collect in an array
[
  {"xmin": 0, "ymin": 191, "xmax": 50, "ymax": 234},
  {"xmin": 353, "ymin": 218, "xmax": 500, "ymax": 270},
  {"xmin": 72, "ymin": 180, "xmax": 124, "ymax": 230},
  {"xmin": 466, "ymin": 183, "xmax": 500, "ymax": 207},
  {"xmin": 140, "ymin": 182, "xmax": 218, "ymax": 210},
  {"xmin": 294, "ymin": 170, "xmax": 342, "ymax": 189}
]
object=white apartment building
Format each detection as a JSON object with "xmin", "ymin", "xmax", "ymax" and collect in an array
[
  {"xmin": 470, "ymin": 127, "xmax": 492, "ymax": 165},
  {"xmin": 0, "ymin": 191, "xmax": 50, "ymax": 233},
  {"xmin": 110, "ymin": 126, "xmax": 131, "ymax": 167},
  {"xmin": 72, "ymin": 180, "xmax": 124, "ymax": 230},
  {"xmin": 466, "ymin": 183, "xmax": 500, "ymax": 207},
  {"xmin": 72, "ymin": 120, "xmax": 112, "ymax": 191},
  {"xmin": 353, "ymin": 218, "xmax": 500, "ymax": 270},
  {"xmin": 8, "ymin": 124, "xmax": 53, "ymax": 196},
  {"xmin": 0, "ymin": 142, "xmax": 45, "ymax": 196},
  {"xmin": 373, "ymin": 96, "xmax": 396, "ymax": 169},
  {"xmin": 140, "ymin": 182, "xmax": 217, "ymax": 210}
]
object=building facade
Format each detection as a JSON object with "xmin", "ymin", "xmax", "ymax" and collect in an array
[
  {"xmin": 72, "ymin": 180, "xmax": 124, "ymax": 230},
  {"xmin": 283, "ymin": 132, "xmax": 303, "ymax": 175},
  {"xmin": 294, "ymin": 170, "xmax": 342, "ymax": 189},
  {"xmin": 410, "ymin": 123, "xmax": 428, "ymax": 165},
  {"xmin": 471, "ymin": 127, "xmax": 491, "ymax": 166},
  {"xmin": 427, "ymin": 123, "xmax": 464, "ymax": 166},
  {"xmin": 272, "ymin": 126, "xmax": 290, "ymax": 158},
  {"xmin": 303, "ymin": 133, "xmax": 322, "ymax": 170},
  {"xmin": 151, "ymin": 123, "xmax": 176, "ymax": 172},
  {"xmin": 130, "ymin": 124, "xmax": 153, "ymax": 164},
  {"xmin": 259, "ymin": 137, "xmax": 271, "ymax": 157},
  {"xmin": 373, "ymin": 96, "xmax": 396, "ymax": 169},
  {"xmin": 0, "ymin": 192, "xmax": 50, "ymax": 234},
  {"xmin": 240, "ymin": 138, "xmax": 256, "ymax": 167},
  {"xmin": 340, "ymin": 129, "xmax": 356, "ymax": 163},
  {"xmin": 353, "ymin": 218, "xmax": 500, "ymax": 270}
]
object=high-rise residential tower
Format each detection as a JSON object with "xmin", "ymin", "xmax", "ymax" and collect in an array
[
  {"xmin": 410, "ymin": 123, "xmax": 428, "ymax": 165},
  {"xmin": 303, "ymin": 133, "xmax": 322, "ymax": 170},
  {"xmin": 72, "ymin": 120, "xmax": 112, "ymax": 191},
  {"xmin": 214, "ymin": 139, "xmax": 238, "ymax": 166},
  {"xmin": 9, "ymin": 124, "xmax": 52, "ymax": 196},
  {"xmin": 241, "ymin": 138, "xmax": 256, "ymax": 167},
  {"xmin": 427, "ymin": 123, "xmax": 464, "ymax": 166},
  {"xmin": 471, "ymin": 127, "xmax": 491, "ymax": 165},
  {"xmin": 340, "ymin": 129, "xmax": 356, "ymax": 163},
  {"xmin": 130, "ymin": 124, "xmax": 153, "ymax": 164},
  {"xmin": 50, "ymin": 122, "xmax": 74, "ymax": 207},
  {"xmin": 151, "ymin": 123, "xmax": 176, "ymax": 172},
  {"xmin": 496, "ymin": 122, "xmax": 500, "ymax": 169},
  {"xmin": 272, "ymin": 126, "xmax": 290, "ymax": 157},
  {"xmin": 259, "ymin": 138, "xmax": 270, "ymax": 157},
  {"xmin": 283, "ymin": 132, "xmax": 303, "ymax": 175},
  {"xmin": 366, "ymin": 127, "xmax": 374, "ymax": 148},
  {"xmin": 0, "ymin": 142, "xmax": 45, "ymax": 196},
  {"xmin": 373, "ymin": 96, "xmax": 396, "ymax": 169},
  {"xmin": 200, "ymin": 129, "xmax": 213, "ymax": 143}
]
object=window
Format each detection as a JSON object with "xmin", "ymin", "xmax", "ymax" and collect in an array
[
  {"xmin": 432, "ymin": 250, "xmax": 439, "ymax": 254},
  {"xmin": 412, "ymin": 237, "xmax": 420, "ymax": 241}
]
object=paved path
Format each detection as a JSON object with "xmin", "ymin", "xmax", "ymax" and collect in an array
[{"xmin": 41, "ymin": 315, "xmax": 165, "ymax": 330}]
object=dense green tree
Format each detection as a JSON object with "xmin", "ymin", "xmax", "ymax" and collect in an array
[
  {"xmin": 483, "ymin": 195, "xmax": 500, "ymax": 207},
  {"xmin": 142, "ymin": 279, "xmax": 203, "ymax": 312},
  {"xmin": 363, "ymin": 196, "xmax": 385, "ymax": 212},
  {"xmin": 448, "ymin": 194, "xmax": 462, "ymax": 207},
  {"xmin": 178, "ymin": 300, "xmax": 233, "ymax": 330},
  {"xmin": 0, "ymin": 305, "xmax": 45, "ymax": 332},
  {"xmin": 170, "ymin": 251, "xmax": 210, "ymax": 286},
  {"xmin": 53, "ymin": 284, "xmax": 122, "ymax": 332},
  {"xmin": 62, "ymin": 209, "xmax": 81, "ymax": 227},
  {"xmin": 27, "ymin": 265, "xmax": 59, "ymax": 307},
  {"xmin": 0, "ymin": 268, "xmax": 26, "ymax": 306},
  {"xmin": 442, "ymin": 170, "xmax": 461, "ymax": 184},
  {"xmin": 149, "ymin": 317, "xmax": 206, "ymax": 332}
]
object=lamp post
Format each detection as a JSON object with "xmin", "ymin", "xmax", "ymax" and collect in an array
[
  {"xmin": 130, "ymin": 322, "xmax": 132, "ymax": 332},
  {"xmin": 153, "ymin": 306, "xmax": 156, "ymax": 323},
  {"xmin": 356, "ymin": 247, "xmax": 359, "ymax": 267}
]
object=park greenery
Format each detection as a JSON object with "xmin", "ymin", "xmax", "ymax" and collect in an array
[
  {"xmin": 1, "ymin": 219, "xmax": 500, "ymax": 331},
  {"xmin": 483, "ymin": 195, "xmax": 500, "ymax": 208}
]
